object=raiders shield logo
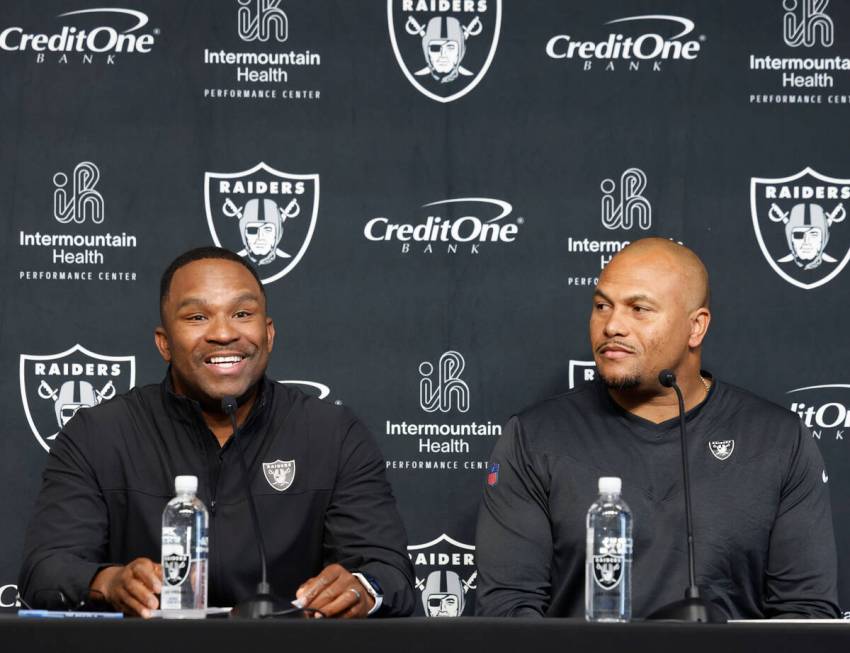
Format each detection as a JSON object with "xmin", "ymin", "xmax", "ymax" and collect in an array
[
  {"xmin": 593, "ymin": 554, "xmax": 623, "ymax": 590},
  {"xmin": 162, "ymin": 552, "xmax": 191, "ymax": 587},
  {"xmin": 569, "ymin": 360, "xmax": 597, "ymax": 389},
  {"xmin": 751, "ymin": 168, "xmax": 850, "ymax": 290},
  {"xmin": 408, "ymin": 533, "xmax": 477, "ymax": 617},
  {"xmin": 262, "ymin": 459, "xmax": 296, "ymax": 492},
  {"xmin": 388, "ymin": 0, "xmax": 502, "ymax": 103},
  {"xmin": 204, "ymin": 162, "xmax": 319, "ymax": 284},
  {"xmin": 709, "ymin": 440, "xmax": 734, "ymax": 461},
  {"xmin": 19, "ymin": 344, "xmax": 135, "ymax": 452}
]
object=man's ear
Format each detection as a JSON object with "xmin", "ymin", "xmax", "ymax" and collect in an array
[
  {"xmin": 154, "ymin": 326, "xmax": 171, "ymax": 362},
  {"xmin": 688, "ymin": 308, "xmax": 711, "ymax": 348},
  {"xmin": 266, "ymin": 318, "xmax": 276, "ymax": 353}
]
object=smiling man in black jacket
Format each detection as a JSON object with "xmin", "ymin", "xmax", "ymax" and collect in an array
[{"xmin": 19, "ymin": 246, "xmax": 414, "ymax": 618}]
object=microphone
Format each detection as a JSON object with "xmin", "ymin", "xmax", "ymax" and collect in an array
[
  {"xmin": 221, "ymin": 396, "xmax": 278, "ymax": 619},
  {"xmin": 646, "ymin": 371, "xmax": 725, "ymax": 623}
]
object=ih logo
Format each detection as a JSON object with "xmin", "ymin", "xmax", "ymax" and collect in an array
[
  {"xmin": 262, "ymin": 459, "xmax": 296, "ymax": 492},
  {"xmin": 388, "ymin": 0, "xmax": 502, "ymax": 103},
  {"xmin": 237, "ymin": 0, "xmax": 288, "ymax": 42},
  {"xmin": 204, "ymin": 162, "xmax": 319, "ymax": 284},
  {"xmin": 601, "ymin": 168, "xmax": 651, "ymax": 231},
  {"xmin": 408, "ymin": 534, "xmax": 477, "ymax": 617},
  {"xmin": 569, "ymin": 360, "xmax": 597, "ymax": 389},
  {"xmin": 53, "ymin": 161, "xmax": 104, "ymax": 224},
  {"xmin": 20, "ymin": 344, "xmax": 135, "ymax": 452},
  {"xmin": 783, "ymin": 0, "xmax": 833, "ymax": 48},
  {"xmin": 419, "ymin": 350, "xmax": 470, "ymax": 413},
  {"xmin": 751, "ymin": 167, "xmax": 850, "ymax": 289}
]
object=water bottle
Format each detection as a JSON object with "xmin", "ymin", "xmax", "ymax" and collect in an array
[
  {"xmin": 161, "ymin": 475, "xmax": 209, "ymax": 618},
  {"xmin": 585, "ymin": 476, "xmax": 632, "ymax": 622}
]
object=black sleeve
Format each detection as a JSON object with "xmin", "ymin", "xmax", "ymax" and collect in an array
[
  {"xmin": 18, "ymin": 411, "xmax": 115, "ymax": 608},
  {"xmin": 763, "ymin": 424, "xmax": 840, "ymax": 618},
  {"xmin": 475, "ymin": 416, "xmax": 552, "ymax": 617},
  {"xmin": 322, "ymin": 419, "xmax": 415, "ymax": 617}
]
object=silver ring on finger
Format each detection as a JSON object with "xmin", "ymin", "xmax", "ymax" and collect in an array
[{"xmin": 349, "ymin": 587, "xmax": 362, "ymax": 603}]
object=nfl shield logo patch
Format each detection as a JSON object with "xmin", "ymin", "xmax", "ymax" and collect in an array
[
  {"xmin": 262, "ymin": 459, "xmax": 296, "ymax": 492},
  {"xmin": 486, "ymin": 463, "xmax": 499, "ymax": 486}
]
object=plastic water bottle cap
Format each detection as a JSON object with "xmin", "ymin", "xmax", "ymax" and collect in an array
[
  {"xmin": 598, "ymin": 476, "xmax": 621, "ymax": 495},
  {"xmin": 175, "ymin": 475, "xmax": 198, "ymax": 495}
]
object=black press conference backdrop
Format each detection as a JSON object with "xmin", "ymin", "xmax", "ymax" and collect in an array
[{"xmin": 1, "ymin": 0, "xmax": 849, "ymax": 617}]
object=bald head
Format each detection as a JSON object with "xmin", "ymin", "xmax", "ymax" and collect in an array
[{"xmin": 605, "ymin": 238, "xmax": 710, "ymax": 312}]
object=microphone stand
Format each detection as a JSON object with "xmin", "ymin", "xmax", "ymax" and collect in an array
[
  {"xmin": 221, "ymin": 396, "xmax": 279, "ymax": 619},
  {"xmin": 646, "ymin": 372, "xmax": 725, "ymax": 623}
]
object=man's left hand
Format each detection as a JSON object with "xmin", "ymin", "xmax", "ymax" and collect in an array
[{"xmin": 295, "ymin": 563, "xmax": 375, "ymax": 618}]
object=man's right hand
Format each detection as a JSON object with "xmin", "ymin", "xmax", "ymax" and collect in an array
[{"xmin": 90, "ymin": 557, "xmax": 162, "ymax": 618}]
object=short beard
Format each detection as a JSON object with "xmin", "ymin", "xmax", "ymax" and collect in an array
[{"xmin": 598, "ymin": 371, "xmax": 641, "ymax": 391}]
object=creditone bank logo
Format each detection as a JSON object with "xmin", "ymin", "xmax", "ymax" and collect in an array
[
  {"xmin": 788, "ymin": 384, "xmax": 850, "ymax": 440},
  {"xmin": 388, "ymin": 0, "xmax": 502, "ymax": 103},
  {"xmin": 238, "ymin": 0, "xmax": 288, "ymax": 43},
  {"xmin": 783, "ymin": 0, "xmax": 834, "ymax": 48},
  {"xmin": 546, "ymin": 14, "xmax": 704, "ymax": 70},
  {"xmin": 20, "ymin": 344, "xmax": 135, "ymax": 452},
  {"xmin": 364, "ymin": 197, "xmax": 522, "ymax": 255},
  {"xmin": 205, "ymin": 162, "xmax": 319, "ymax": 284},
  {"xmin": 601, "ymin": 168, "xmax": 652, "ymax": 231},
  {"xmin": 0, "ymin": 7, "xmax": 158, "ymax": 62},
  {"xmin": 408, "ymin": 534, "xmax": 477, "ymax": 617},
  {"xmin": 751, "ymin": 167, "xmax": 850, "ymax": 289}
]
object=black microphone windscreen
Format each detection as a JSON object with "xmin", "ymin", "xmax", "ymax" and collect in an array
[
  {"xmin": 658, "ymin": 370, "xmax": 676, "ymax": 387},
  {"xmin": 221, "ymin": 396, "xmax": 238, "ymax": 415}
]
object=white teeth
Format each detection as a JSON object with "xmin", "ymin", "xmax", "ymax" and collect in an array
[{"xmin": 208, "ymin": 355, "xmax": 243, "ymax": 365}]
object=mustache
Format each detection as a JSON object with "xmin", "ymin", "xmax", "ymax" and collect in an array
[{"xmin": 595, "ymin": 339, "xmax": 637, "ymax": 354}]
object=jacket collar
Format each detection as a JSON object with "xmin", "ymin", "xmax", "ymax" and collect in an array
[{"xmin": 160, "ymin": 367, "xmax": 275, "ymax": 435}]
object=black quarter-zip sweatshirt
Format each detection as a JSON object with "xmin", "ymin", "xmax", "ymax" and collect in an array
[
  {"xmin": 475, "ymin": 377, "xmax": 840, "ymax": 619},
  {"xmin": 18, "ymin": 375, "xmax": 415, "ymax": 616}
]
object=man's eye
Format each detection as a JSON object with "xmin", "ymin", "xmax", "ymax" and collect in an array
[
  {"xmin": 234, "ymin": 311, "xmax": 251, "ymax": 318},
  {"xmin": 633, "ymin": 306, "xmax": 649, "ymax": 313},
  {"xmin": 186, "ymin": 314, "xmax": 207, "ymax": 321}
]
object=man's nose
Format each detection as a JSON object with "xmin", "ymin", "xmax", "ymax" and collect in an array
[
  {"xmin": 205, "ymin": 315, "xmax": 239, "ymax": 343},
  {"xmin": 602, "ymin": 307, "xmax": 629, "ymax": 338}
]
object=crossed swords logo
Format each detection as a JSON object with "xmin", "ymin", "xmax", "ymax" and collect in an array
[
  {"xmin": 37, "ymin": 379, "xmax": 116, "ymax": 436},
  {"xmin": 405, "ymin": 15, "xmax": 482, "ymax": 77},
  {"xmin": 415, "ymin": 569, "xmax": 478, "ymax": 594},
  {"xmin": 222, "ymin": 196, "xmax": 301, "ymax": 259},
  {"xmin": 768, "ymin": 202, "xmax": 846, "ymax": 263}
]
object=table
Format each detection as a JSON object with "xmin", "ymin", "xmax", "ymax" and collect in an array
[{"xmin": 1, "ymin": 616, "xmax": 849, "ymax": 653}]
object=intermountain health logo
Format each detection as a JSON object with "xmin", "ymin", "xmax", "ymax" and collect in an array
[
  {"xmin": 0, "ymin": 7, "xmax": 158, "ymax": 64},
  {"xmin": 202, "ymin": 0, "xmax": 320, "ymax": 101},
  {"xmin": 749, "ymin": 1, "xmax": 850, "ymax": 106},
  {"xmin": 204, "ymin": 162, "xmax": 319, "ymax": 284},
  {"xmin": 20, "ymin": 344, "xmax": 135, "ymax": 452},
  {"xmin": 408, "ymin": 534, "xmax": 477, "ymax": 617},
  {"xmin": 750, "ymin": 167, "xmax": 850, "ymax": 289},
  {"xmin": 601, "ymin": 168, "xmax": 652, "ymax": 231},
  {"xmin": 17, "ymin": 161, "xmax": 139, "ymax": 282},
  {"xmin": 384, "ymin": 350, "xmax": 500, "ymax": 473},
  {"xmin": 388, "ymin": 0, "xmax": 501, "ymax": 103}
]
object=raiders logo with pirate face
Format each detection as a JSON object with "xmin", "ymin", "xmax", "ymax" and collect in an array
[
  {"xmin": 751, "ymin": 167, "xmax": 850, "ymax": 290},
  {"xmin": 388, "ymin": 0, "xmax": 502, "ymax": 103},
  {"xmin": 709, "ymin": 440, "xmax": 734, "ymax": 461},
  {"xmin": 408, "ymin": 533, "xmax": 477, "ymax": 617},
  {"xmin": 262, "ymin": 459, "xmax": 296, "ymax": 492},
  {"xmin": 19, "ymin": 344, "xmax": 135, "ymax": 452},
  {"xmin": 593, "ymin": 554, "xmax": 623, "ymax": 590},
  {"xmin": 204, "ymin": 162, "xmax": 319, "ymax": 284},
  {"xmin": 162, "ymin": 552, "xmax": 191, "ymax": 587}
]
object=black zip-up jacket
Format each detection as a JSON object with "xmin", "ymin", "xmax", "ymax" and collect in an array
[{"xmin": 19, "ymin": 375, "xmax": 415, "ymax": 615}]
